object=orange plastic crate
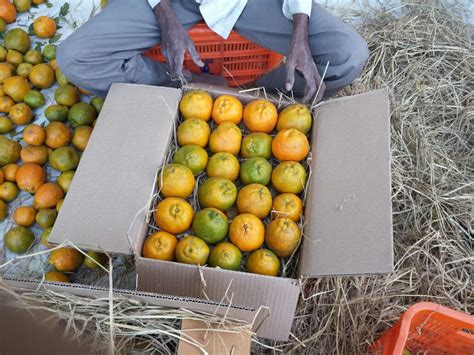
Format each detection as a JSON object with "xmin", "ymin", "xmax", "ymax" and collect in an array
[
  {"xmin": 145, "ymin": 23, "xmax": 284, "ymax": 87},
  {"xmin": 373, "ymin": 302, "xmax": 474, "ymax": 354}
]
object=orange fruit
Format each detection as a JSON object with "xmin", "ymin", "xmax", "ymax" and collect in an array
[
  {"xmin": 6, "ymin": 49, "xmax": 24, "ymax": 67},
  {"xmin": 229, "ymin": 214, "xmax": 265, "ymax": 252},
  {"xmin": 209, "ymin": 242, "xmax": 242, "ymax": 271},
  {"xmin": 3, "ymin": 163, "xmax": 18, "ymax": 181},
  {"xmin": 236, "ymin": 183, "xmax": 272, "ymax": 219},
  {"xmin": 9, "ymin": 102, "xmax": 33, "ymax": 125},
  {"xmin": 0, "ymin": 169, "xmax": 3, "ymax": 183},
  {"xmin": 173, "ymin": 144, "xmax": 208, "ymax": 175},
  {"xmin": 142, "ymin": 231, "xmax": 177, "ymax": 261},
  {"xmin": 209, "ymin": 121, "xmax": 242, "ymax": 155},
  {"xmin": 23, "ymin": 124, "xmax": 45, "ymax": 146},
  {"xmin": 0, "ymin": 95, "xmax": 14, "ymax": 112},
  {"xmin": 271, "ymin": 161, "xmax": 307, "ymax": 194},
  {"xmin": 33, "ymin": 182, "xmax": 64, "ymax": 209},
  {"xmin": 243, "ymin": 99, "xmax": 278, "ymax": 133},
  {"xmin": 16, "ymin": 163, "xmax": 45, "ymax": 193},
  {"xmin": 16, "ymin": 62, "xmax": 32, "ymax": 77},
  {"xmin": 35, "ymin": 208, "xmax": 57, "ymax": 228},
  {"xmin": 72, "ymin": 125, "xmax": 93, "ymax": 151},
  {"xmin": 277, "ymin": 104, "xmax": 312, "ymax": 134},
  {"xmin": 57, "ymin": 170, "xmax": 74, "ymax": 193},
  {"xmin": 20, "ymin": 145, "xmax": 49, "ymax": 165},
  {"xmin": 0, "ymin": 198, "xmax": 6, "ymax": 220},
  {"xmin": 0, "ymin": 135, "xmax": 21, "ymax": 165},
  {"xmin": 48, "ymin": 247, "xmax": 83, "ymax": 272},
  {"xmin": 272, "ymin": 128, "xmax": 310, "ymax": 162},
  {"xmin": 265, "ymin": 217, "xmax": 301, "ymax": 257},
  {"xmin": 5, "ymin": 226, "xmax": 35, "ymax": 254},
  {"xmin": 0, "ymin": 62, "xmax": 15, "ymax": 83},
  {"xmin": 3, "ymin": 75, "xmax": 30, "ymax": 102},
  {"xmin": 13, "ymin": 0, "xmax": 31, "ymax": 13},
  {"xmin": 0, "ymin": 181, "xmax": 18, "ymax": 201},
  {"xmin": 177, "ymin": 118, "xmax": 210, "ymax": 148},
  {"xmin": 54, "ymin": 84, "xmax": 80, "ymax": 107},
  {"xmin": 154, "ymin": 197, "xmax": 194, "ymax": 234},
  {"xmin": 175, "ymin": 235, "xmax": 210, "ymax": 265},
  {"xmin": 45, "ymin": 121, "xmax": 72, "ymax": 149},
  {"xmin": 24, "ymin": 49, "xmax": 43, "ymax": 65},
  {"xmin": 240, "ymin": 157, "xmax": 272, "ymax": 186},
  {"xmin": 241, "ymin": 132, "xmax": 272, "ymax": 159},
  {"xmin": 32, "ymin": 0, "xmax": 46, "ymax": 4},
  {"xmin": 272, "ymin": 193, "xmax": 303, "ymax": 222},
  {"xmin": 29, "ymin": 63, "xmax": 55, "ymax": 89},
  {"xmin": 157, "ymin": 163, "xmax": 195, "ymax": 199},
  {"xmin": 246, "ymin": 249, "xmax": 280, "ymax": 276},
  {"xmin": 40, "ymin": 227, "xmax": 52, "ymax": 248},
  {"xmin": 44, "ymin": 271, "xmax": 70, "ymax": 283},
  {"xmin": 211, "ymin": 95, "xmax": 243, "ymax": 125},
  {"xmin": 206, "ymin": 152, "xmax": 240, "ymax": 181},
  {"xmin": 13, "ymin": 206, "xmax": 36, "ymax": 227},
  {"xmin": 4, "ymin": 28, "xmax": 30, "ymax": 53},
  {"xmin": 33, "ymin": 16, "xmax": 57, "ymax": 39},
  {"xmin": 0, "ymin": 46, "xmax": 5, "ymax": 61},
  {"xmin": 192, "ymin": 207, "xmax": 228, "ymax": 244},
  {"xmin": 49, "ymin": 146, "xmax": 80, "ymax": 172},
  {"xmin": 83, "ymin": 250, "xmax": 108, "ymax": 269},
  {"xmin": 0, "ymin": 85, "xmax": 4, "ymax": 97},
  {"xmin": 179, "ymin": 90, "xmax": 213, "ymax": 121},
  {"xmin": 198, "ymin": 177, "xmax": 237, "ymax": 212},
  {"xmin": 0, "ymin": 1, "xmax": 16, "ymax": 23},
  {"xmin": 56, "ymin": 198, "xmax": 64, "ymax": 212}
]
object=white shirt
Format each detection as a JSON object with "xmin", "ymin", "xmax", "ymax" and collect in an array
[{"xmin": 148, "ymin": 0, "xmax": 312, "ymax": 39}]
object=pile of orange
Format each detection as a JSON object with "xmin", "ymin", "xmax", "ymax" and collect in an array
[
  {"xmin": 144, "ymin": 90, "xmax": 312, "ymax": 277},
  {"xmin": 0, "ymin": 3, "xmax": 107, "ymax": 284}
]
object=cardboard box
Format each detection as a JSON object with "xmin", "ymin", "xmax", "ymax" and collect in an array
[{"xmin": 46, "ymin": 83, "xmax": 393, "ymax": 341}]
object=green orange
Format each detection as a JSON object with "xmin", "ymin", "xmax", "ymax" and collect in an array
[
  {"xmin": 192, "ymin": 207, "xmax": 228, "ymax": 244},
  {"xmin": 206, "ymin": 152, "xmax": 240, "ymax": 181},
  {"xmin": 83, "ymin": 250, "xmax": 108, "ymax": 269},
  {"xmin": 240, "ymin": 157, "xmax": 272, "ymax": 185},
  {"xmin": 173, "ymin": 144, "xmax": 208, "ymax": 175},
  {"xmin": 246, "ymin": 249, "xmax": 280, "ymax": 276},
  {"xmin": 157, "ymin": 163, "xmax": 195, "ymax": 199},
  {"xmin": 209, "ymin": 242, "xmax": 242, "ymax": 271},
  {"xmin": 198, "ymin": 177, "xmax": 237, "ymax": 212},
  {"xmin": 241, "ymin": 133, "xmax": 272, "ymax": 159},
  {"xmin": 175, "ymin": 236, "xmax": 210, "ymax": 265},
  {"xmin": 271, "ymin": 161, "xmax": 307, "ymax": 194},
  {"xmin": 5, "ymin": 226, "xmax": 35, "ymax": 254}
]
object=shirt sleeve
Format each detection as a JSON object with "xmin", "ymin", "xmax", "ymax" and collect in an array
[
  {"xmin": 282, "ymin": 0, "xmax": 312, "ymax": 20},
  {"xmin": 148, "ymin": 0, "xmax": 161, "ymax": 9}
]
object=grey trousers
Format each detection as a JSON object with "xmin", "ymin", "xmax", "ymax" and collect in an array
[{"xmin": 57, "ymin": 0, "xmax": 369, "ymax": 98}]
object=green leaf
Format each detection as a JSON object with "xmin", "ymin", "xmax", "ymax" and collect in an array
[
  {"xmin": 49, "ymin": 34, "xmax": 62, "ymax": 44},
  {"xmin": 34, "ymin": 42, "xmax": 43, "ymax": 51},
  {"xmin": 54, "ymin": 17, "xmax": 60, "ymax": 25},
  {"xmin": 59, "ymin": 3, "xmax": 70, "ymax": 17},
  {"xmin": 28, "ymin": 23, "xmax": 34, "ymax": 36},
  {"xmin": 46, "ymin": 2, "xmax": 53, "ymax": 8}
]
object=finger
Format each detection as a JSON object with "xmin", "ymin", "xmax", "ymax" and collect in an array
[
  {"xmin": 187, "ymin": 41, "xmax": 204, "ymax": 67},
  {"xmin": 170, "ymin": 49, "xmax": 185, "ymax": 78},
  {"xmin": 302, "ymin": 68, "xmax": 317, "ymax": 104},
  {"xmin": 285, "ymin": 60, "xmax": 296, "ymax": 91}
]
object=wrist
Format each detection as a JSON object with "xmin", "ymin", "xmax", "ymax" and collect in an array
[{"xmin": 292, "ymin": 13, "xmax": 309, "ymax": 36}]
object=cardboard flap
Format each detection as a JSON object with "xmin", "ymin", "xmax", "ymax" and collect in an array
[
  {"xmin": 299, "ymin": 90, "xmax": 393, "ymax": 277},
  {"xmin": 49, "ymin": 84, "xmax": 180, "ymax": 254}
]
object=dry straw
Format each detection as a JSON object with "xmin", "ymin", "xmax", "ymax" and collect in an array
[
  {"xmin": 253, "ymin": 1, "xmax": 473, "ymax": 353},
  {"xmin": 1, "ymin": 0, "xmax": 473, "ymax": 353}
]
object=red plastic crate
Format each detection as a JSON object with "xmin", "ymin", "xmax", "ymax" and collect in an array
[
  {"xmin": 373, "ymin": 302, "xmax": 474, "ymax": 354},
  {"xmin": 145, "ymin": 23, "xmax": 284, "ymax": 87}
]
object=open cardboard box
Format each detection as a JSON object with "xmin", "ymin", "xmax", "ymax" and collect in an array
[{"xmin": 12, "ymin": 83, "xmax": 393, "ymax": 341}]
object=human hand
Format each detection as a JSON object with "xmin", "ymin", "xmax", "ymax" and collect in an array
[
  {"xmin": 154, "ymin": 0, "xmax": 204, "ymax": 79},
  {"xmin": 286, "ymin": 14, "xmax": 325, "ymax": 104}
]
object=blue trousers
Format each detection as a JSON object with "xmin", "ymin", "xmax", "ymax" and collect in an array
[{"xmin": 57, "ymin": 0, "xmax": 369, "ymax": 98}]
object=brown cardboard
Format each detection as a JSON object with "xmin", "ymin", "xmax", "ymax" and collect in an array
[
  {"xmin": 2, "ymin": 276, "xmax": 267, "ymax": 327},
  {"xmin": 300, "ymin": 90, "xmax": 393, "ymax": 276},
  {"xmin": 49, "ymin": 84, "xmax": 180, "ymax": 254},
  {"xmin": 137, "ymin": 257, "xmax": 300, "ymax": 340},
  {"xmin": 44, "ymin": 83, "xmax": 393, "ymax": 341},
  {"xmin": 178, "ymin": 320, "xmax": 251, "ymax": 355}
]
